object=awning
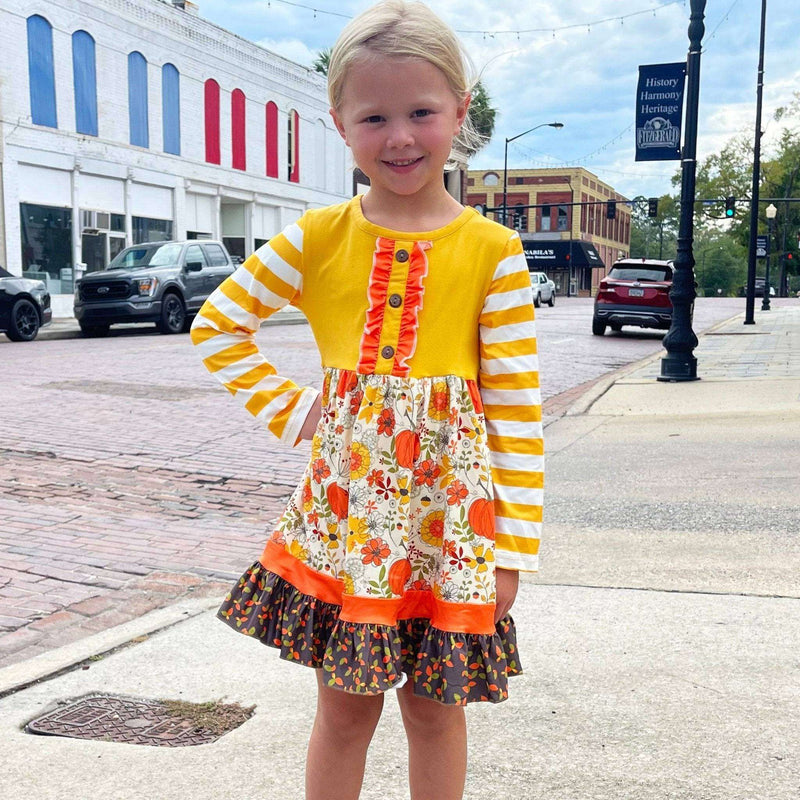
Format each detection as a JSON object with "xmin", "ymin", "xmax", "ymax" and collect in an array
[{"xmin": 521, "ymin": 240, "xmax": 605, "ymax": 270}]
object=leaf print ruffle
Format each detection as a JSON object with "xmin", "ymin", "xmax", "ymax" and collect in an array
[{"xmin": 218, "ymin": 562, "xmax": 522, "ymax": 705}]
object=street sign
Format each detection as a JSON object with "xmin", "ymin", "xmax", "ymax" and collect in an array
[{"xmin": 756, "ymin": 235, "xmax": 769, "ymax": 259}]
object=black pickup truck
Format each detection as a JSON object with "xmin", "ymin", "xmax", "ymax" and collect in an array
[{"xmin": 74, "ymin": 240, "xmax": 234, "ymax": 336}]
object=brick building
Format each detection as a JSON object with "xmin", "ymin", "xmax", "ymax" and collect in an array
[
  {"xmin": 466, "ymin": 167, "xmax": 630, "ymax": 296},
  {"xmin": 1, "ymin": 0, "xmax": 349, "ymax": 315}
]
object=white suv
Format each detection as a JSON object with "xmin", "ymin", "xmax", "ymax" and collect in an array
[{"xmin": 529, "ymin": 271, "xmax": 555, "ymax": 308}]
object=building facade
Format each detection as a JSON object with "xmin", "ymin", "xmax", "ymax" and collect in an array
[
  {"xmin": 466, "ymin": 167, "xmax": 630, "ymax": 296},
  {"xmin": 2, "ymin": 0, "xmax": 349, "ymax": 314}
]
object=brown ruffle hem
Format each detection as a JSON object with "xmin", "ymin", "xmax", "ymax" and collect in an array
[{"xmin": 217, "ymin": 561, "xmax": 522, "ymax": 705}]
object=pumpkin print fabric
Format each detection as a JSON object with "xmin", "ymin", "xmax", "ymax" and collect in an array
[{"xmin": 218, "ymin": 367, "xmax": 523, "ymax": 704}]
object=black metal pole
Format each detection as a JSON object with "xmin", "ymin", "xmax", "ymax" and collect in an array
[
  {"xmin": 744, "ymin": 0, "xmax": 768, "ymax": 324},
  {"xmin": 659, "ymin": 0, "xmax": 705, "ymax": 382},
  {"xmin": 502, "ymin": 138, "xmax": 509, "ymax": 227},
  {"xmin": 779, "ymin": 201, "xmax": 788, "ymax": 296},
  {"xmin": 761, "ymin": 216, "xmax": 773, "ymax": 310}
]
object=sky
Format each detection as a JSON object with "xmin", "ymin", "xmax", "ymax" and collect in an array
[{"xmin": 192, "ymin": 0, "xmax": 799, "ymax": 200}]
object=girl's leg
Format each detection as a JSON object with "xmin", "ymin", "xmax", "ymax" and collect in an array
[
  {"xmin": 306, "ymin": 671, "xmax": 385, "ymax": 800},
  {"xmin": 397, "ymin": 681, "xmax": 467, "ymax": 800}
]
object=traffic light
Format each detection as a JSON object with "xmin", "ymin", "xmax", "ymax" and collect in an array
[
  {"xmin": 606, "ymin": 200, "xmax": 617, "ymax": 220},
  {"xmin": 648, "ymin": 197, "xmax": 659, "ymax": 217},
  {"xmin": 725, "ymin": 196, "xmax": 736, "ymax": 217}
]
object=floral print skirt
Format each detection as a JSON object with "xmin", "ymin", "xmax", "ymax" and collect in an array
[{"xmin": 218, "ymin": 368, "xmax": 522, "ymax": 705}]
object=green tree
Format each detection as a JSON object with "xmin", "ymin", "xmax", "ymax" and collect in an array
[
  {"xmin": 312, "ymin": 48, "xmax": 331, "ymax": 75},
  {"xmin": 688, "ymin": 94, "xmax": 800, "ymax": 294},
  {"xmin": 466, "ymin": 81, "xmax": 495, "ymax": 154},
  {"xmin": 629, "ymin": 194, "xmax": 679, "ymax": 259}
]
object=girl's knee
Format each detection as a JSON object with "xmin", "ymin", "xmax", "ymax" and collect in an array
[
  {"xmin": 315, "ymin": 676, "xmax": 384, "ymax": 741},
  {"xmin": 397, "ymin": 685, "xmax": 465, "ymax": 734}
]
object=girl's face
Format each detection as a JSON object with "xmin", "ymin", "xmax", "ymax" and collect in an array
[{"xmin": 331, "ymin": 55, "xmax": 469, "ymax": 210}]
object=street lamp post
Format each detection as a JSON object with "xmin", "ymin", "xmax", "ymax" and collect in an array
[
  {"xmin": 762, "ymin": 203, "xmax": 777, "ymax": 311},
  {"xmin": 659, "ymin": 0, "xmax": 705, "ymax": 382},
  {"xmin": 502, "ymin": 122, "xmax": 563, "ymax": 226}
]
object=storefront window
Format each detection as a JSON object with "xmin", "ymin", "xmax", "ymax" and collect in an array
[
  {"xmin": 132, "ymin": 217, "xmax": 173, "ymax": 244},
  {"xmin": 20, "ymin": 203, "xmax": 73, "ymax": 292}
]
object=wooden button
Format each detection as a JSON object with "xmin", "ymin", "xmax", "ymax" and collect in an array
[
  {"xmin": 381, "ymin": 345, "xmax": 395, "ymax": 359},
  {"xmin": 395, "ymin": 249, "xmax": 409, "ymax": 262},
  {"xmin": 388, "ymin": 293, "xmax": 402, "ymax": 308}
]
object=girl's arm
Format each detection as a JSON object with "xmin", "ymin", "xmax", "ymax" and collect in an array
[
  {"xmin": 190, "ymin": 219, "xmax": 319, "ymax": 446},
  {"xmin": 477, "ymin": 233, "xmax": 543, "ymax": 578}
]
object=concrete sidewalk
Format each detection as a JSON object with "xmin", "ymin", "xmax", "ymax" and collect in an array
[{"xmin": 1, "ymin": 306, "xmax": 798, "ymax": 800}]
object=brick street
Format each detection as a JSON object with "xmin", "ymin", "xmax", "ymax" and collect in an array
[{"xmin": 0, "ymin": 298, "xmax": 743, "ymax": 667}]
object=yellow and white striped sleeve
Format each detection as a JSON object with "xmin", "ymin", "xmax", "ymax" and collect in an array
[
  {"xmin": 477, "ymin": 233, "xmax": 543, "ymax": 572},
  {"xmin": 190, "ymin": 219, "xmax": 319, "ymax": 446}
]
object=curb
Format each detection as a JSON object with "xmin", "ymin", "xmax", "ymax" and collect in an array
[
  {"xmin": 0, "ymin": 597, "xmax": 218, "ymax": 699},
  {"xmin": 34, "ymin": 309, "xmax": 308, "ymax": 341}
]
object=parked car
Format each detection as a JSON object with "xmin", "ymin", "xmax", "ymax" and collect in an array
[
  {"xmin": 593, "ymin": 258, "xmax": 682, "ymax": 336},
  {"xmin": 737, "ymin": 279, "xmax": 775, "ymax": 298},
  {"xmin": 74, "ymin": 240, "xmax": 235, "ymax": 336},
  {"xmin": 529, "ymin": 271, "xmax": 556, "ymax": 308},
  {"xmin": 0, "ymin": 266, "xmax": 52, "ymax": 342}
]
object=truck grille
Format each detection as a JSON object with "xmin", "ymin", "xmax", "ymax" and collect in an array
[{"xmin": 81, "ymin": 280, "xmax": 131, "ymax": 301}]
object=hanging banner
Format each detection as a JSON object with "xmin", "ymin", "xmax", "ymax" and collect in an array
[{"xmin": 635, "ymin": 62, "xmax": 686, "ymax": 161}]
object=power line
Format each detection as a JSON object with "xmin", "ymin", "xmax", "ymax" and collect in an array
[{"xmin": 265, "ymin": 0, "xmax": 686, "ymax": 38}]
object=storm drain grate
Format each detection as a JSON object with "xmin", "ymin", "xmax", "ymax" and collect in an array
[{"xmin": 25, "ymin": 694, "xmax": 254, "ymax": 747}]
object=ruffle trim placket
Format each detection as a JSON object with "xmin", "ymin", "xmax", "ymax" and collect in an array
[{"xmin": 218, "ymin": 561, "xmax": 522, "ymax": 705}]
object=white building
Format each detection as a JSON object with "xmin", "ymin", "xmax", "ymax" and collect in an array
[{"xmin": 1, "ymin": 0, "xmax": 349, "ymax": 315}]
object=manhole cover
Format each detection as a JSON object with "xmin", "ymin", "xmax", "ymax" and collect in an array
[{"xmin": 26, "ymin": 694, "xmax": 254, "ymax": 747}]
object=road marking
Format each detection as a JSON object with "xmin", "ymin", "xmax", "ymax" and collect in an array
[{"xmin": 550, "ymin": 338, "xmax": 575, "ymax": 345}]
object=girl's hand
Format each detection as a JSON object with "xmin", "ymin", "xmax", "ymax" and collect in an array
[
  {"xmin": 494, "ymin": 567, "xmax": 519, "ymax": 623},
  {"xmin": 299, "ymin": 402, "xmax": 322, "ymax": 440}
]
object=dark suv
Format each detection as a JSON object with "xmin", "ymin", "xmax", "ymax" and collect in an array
[
  {"xmin": 74, "ymin": 240, "xmax": 234, "ymax": 336},
  {"xmin": 593, "ymin": 258, "xmax": 678, "ymax": 336}
]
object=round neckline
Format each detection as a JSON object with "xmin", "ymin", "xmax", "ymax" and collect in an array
[{"xmin": 350, "ymin": 195, "xmax": 476, "ymax": 240}]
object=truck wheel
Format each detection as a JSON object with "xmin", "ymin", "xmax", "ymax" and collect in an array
[
  {"xmin": 533, "ymin": 292, "xmax": 541, "ymax": 308},
  {"xmin": 547, "ymin": 294, "xmax": 555, "ymax": 307},
  {"xmin": 592, "ymin": 317, "xmax": 607, "ymax": 336},
  {"xmin": 6, "ymin": 299, "xmax": 40, "ymax": 341},
  {"xmin": 158, "ymin": 293, "xmax": 186, "ymax": 334}
]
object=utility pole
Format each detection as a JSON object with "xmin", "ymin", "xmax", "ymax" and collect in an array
[{"xmin": 744, "ymin": 0, "xmax": 769, "ymax": 324}]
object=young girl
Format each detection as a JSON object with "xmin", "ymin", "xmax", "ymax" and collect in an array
[{"xmin": 191, "ymin": 2, "xmax": 543, "ymax": 797}]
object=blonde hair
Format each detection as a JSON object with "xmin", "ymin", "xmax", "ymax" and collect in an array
[{"xmin": 328, "ymin": 1, "xmax": 483, "ymax": 163}]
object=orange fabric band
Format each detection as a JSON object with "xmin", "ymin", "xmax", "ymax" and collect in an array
[{"xmin": 260, "ymin": 540, "xmax": 496, "ymax": 634}]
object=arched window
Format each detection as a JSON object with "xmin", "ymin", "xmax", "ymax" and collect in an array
[
  {"xmin": 162, "ymin": 63, "xmax": 180, "ymax": 155},
  {"xmin": 231, "ymin": 89, "xmax": 246, "ymax": 171},
  {"xmin": 204, "ymin": 79, "xmax": 220, "ymax": 165},
  {"xmin": 72, "ymin": 31, "xmax": 97, "ymax": 136},
  {"xmin": 27, "ymin": 15, "xmax": 57, "ymax": 128},
  {"xmin": 288, "ymin": 109, "xmax": 299, "ymax": 183},
  {"xmin": 128, "ymin": 51, "xmax": 149, "ymax": 148},
  {"xmin": 483, "ymin": 172, "xmax": 500, "ymax": 187},
  {"xmin": 265, "ymin": 101, "xmax": 278, "ymax": 178},
  {"xmin": 315, "ymin": 119, "xmax": 326, "ymax": 190}
]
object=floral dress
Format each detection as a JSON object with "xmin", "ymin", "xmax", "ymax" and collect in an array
[{"xmin": 191, "ymin": 197, "xmax": 543, "ymax": 705}]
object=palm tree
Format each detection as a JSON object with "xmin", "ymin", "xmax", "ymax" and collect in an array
[
  {"xmin": 312, "ymin": 48, "xmax": 331, "ymax": 75},
  {"xmin": 467, "ymin": 81, "xmax": 495, "ymax": 154}
]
